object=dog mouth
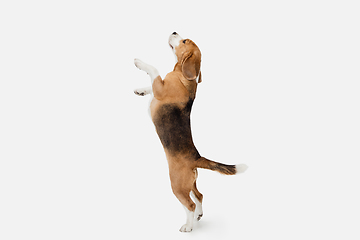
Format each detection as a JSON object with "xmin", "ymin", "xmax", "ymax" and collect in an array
[{"xmin": 169, "ymin": 43, "xmax": 174, "ymax": 49}]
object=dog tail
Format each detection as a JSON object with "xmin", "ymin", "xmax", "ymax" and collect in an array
[{"xmin": 195, "ymin": 157, "xmax": 248, "ymax": 175}]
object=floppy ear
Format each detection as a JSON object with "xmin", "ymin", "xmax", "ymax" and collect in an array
[{"xmin": 181, "ymin": 52, "xmax": 200, "ymax": 81}]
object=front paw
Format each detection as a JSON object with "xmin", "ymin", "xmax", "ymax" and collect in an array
[
  {"xmin": 134, "ymin": 87, "xmax": 151, "ymax": 96},
  {"xmin": 134, "ymin": 89, "xmax": 146, "ymax": 96},
  {"xmin": 134, "ymin": 58, "xmax": 146, "ymax": 71}
]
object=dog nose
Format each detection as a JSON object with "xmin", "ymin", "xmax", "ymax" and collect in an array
[{"xmin": 172, "ymin": 32, "xmax": 177, "ymax": 35}]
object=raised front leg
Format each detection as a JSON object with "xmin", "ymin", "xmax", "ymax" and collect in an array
[
  {"xmin": 134, "ymin": 58, "xmax": 165, "ymax": 99},
  {"xmin": 134, "ymin": 58, "xmax": 160, "ymax": 85}
]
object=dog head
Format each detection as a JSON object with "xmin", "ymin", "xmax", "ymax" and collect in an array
[{"xmin": 169, "ymin": 32, "xmax": 202, "ymax": 83}]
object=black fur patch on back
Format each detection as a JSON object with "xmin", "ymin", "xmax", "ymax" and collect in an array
[{"xmin": 153, "ymin": 99, "xmax": 200, "ymax": 158}]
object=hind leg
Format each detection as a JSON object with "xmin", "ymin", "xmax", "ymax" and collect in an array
[
  {"xmin": 170, "ymin": 169, "xmax": 197, "ymax": 232},
  {"xmin": 173, "ymin": 189, "xmax": 195, "ymax": 232},
  {"xmin": 191, "ymin": 181, "xmax": 203, "ymax": 221}
]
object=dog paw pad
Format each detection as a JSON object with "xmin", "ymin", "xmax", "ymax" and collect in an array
[{"xmin": 134, "ymin": 90, "xmax": 145, "ymax": 96}]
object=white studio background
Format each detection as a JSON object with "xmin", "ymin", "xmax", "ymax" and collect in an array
[{"xmin": 1, "ymin": 0, "xmax": 359, "ymax": 239}]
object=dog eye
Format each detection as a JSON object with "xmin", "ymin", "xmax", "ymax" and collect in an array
[{"xmin": 183, "ymin": 40, "xmax": 186, "ymax": 44}]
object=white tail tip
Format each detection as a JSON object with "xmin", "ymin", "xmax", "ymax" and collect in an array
[{"xmin": 236, "ymin": 164, "xmax": 248, "ymax": 174}]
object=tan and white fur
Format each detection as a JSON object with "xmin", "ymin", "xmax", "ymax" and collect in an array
[{"xmin": 134, "ymin": 32, "xmax": 248, "ymax": 232}]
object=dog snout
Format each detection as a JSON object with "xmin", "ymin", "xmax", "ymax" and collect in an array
[{"xmin": 169, "ymin": 32, "xmax": 182, "ymax": 46}]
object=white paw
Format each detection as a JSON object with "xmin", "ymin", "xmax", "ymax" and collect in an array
[
  {"xmin": 134, "ymin": 89, "xmax": 145, "ymax": 96},
  {"xmin": 195, "ymin": 212, "xmax": 203, "ymax": 221},
  {"xmin": 134, "ymin": 89, "xmax": 147, "ymax": 96},
  {"xmin": 194, "ymin": 204, "xmax": 203, "ymax": 221},
  {"xmin": 134, "ymin": 58, "xmax": 146, "ymax": 71},
  {"xmin": 179, "ymin": 224, "xmax": 193, "ymax": 232}
]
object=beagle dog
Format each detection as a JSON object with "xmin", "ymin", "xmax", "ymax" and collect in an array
[{"xmin": 134, "ymin": 32, "xmax": 248, "ymax": 232}]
